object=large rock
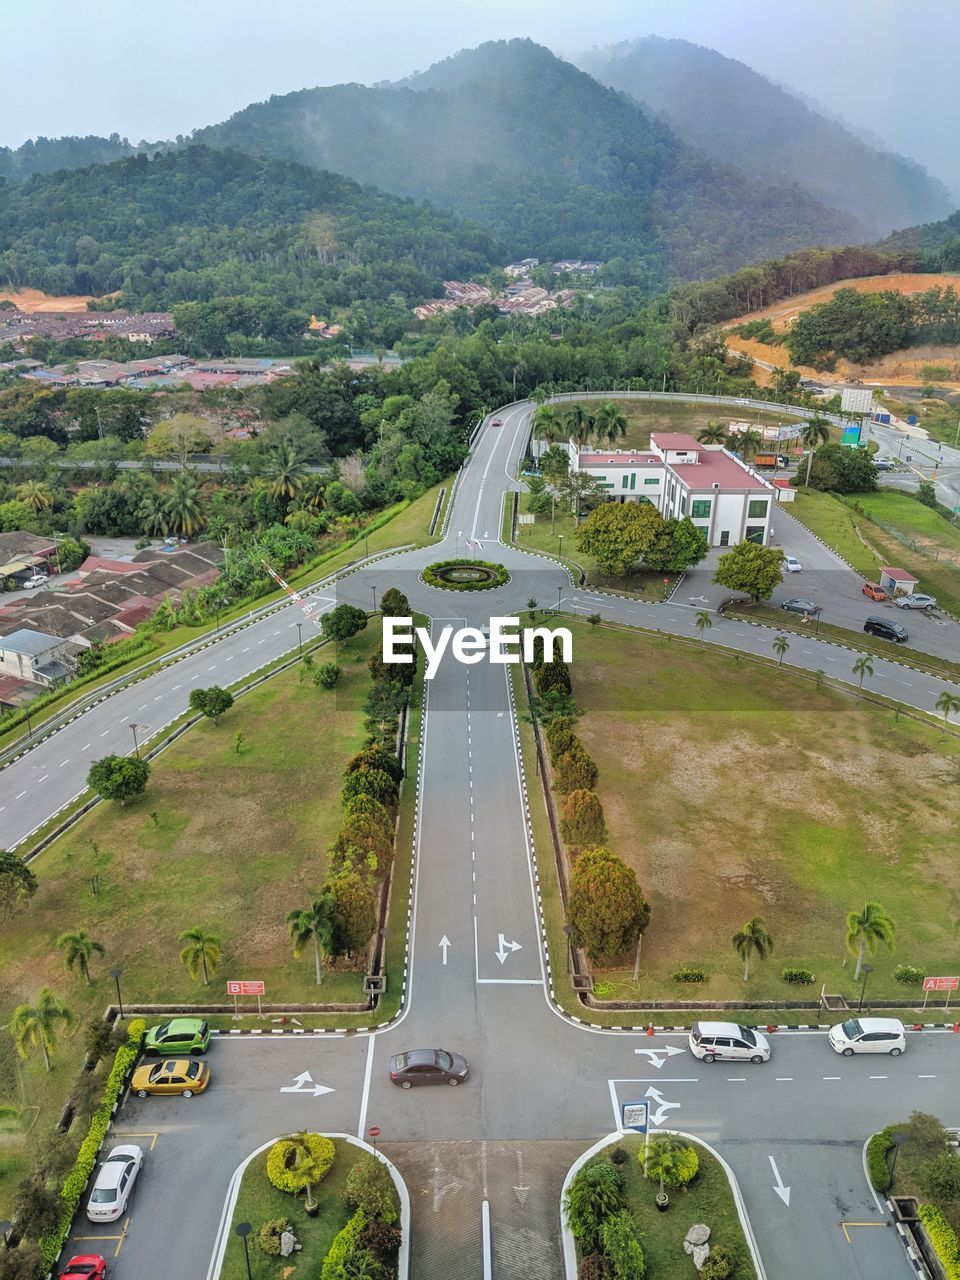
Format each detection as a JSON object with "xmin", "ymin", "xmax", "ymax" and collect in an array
[
  {"xmin": 692, "ymin": 1242, "xmax": 711, "ymax": 1270},
  {"xmin": 279, "ymin": 1230, "xmax": 302, "ymax": 1257},
  {"xmin": 685, "ymin": 1224, "xmax": 711, "ymax": 1247}
]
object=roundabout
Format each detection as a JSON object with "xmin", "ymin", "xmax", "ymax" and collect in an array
[{"xmin": 420, "ymin": 558, "xmax": 510, "ymax": 591}]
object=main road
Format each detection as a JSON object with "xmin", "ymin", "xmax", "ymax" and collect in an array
[{"xmin": 8, "ymin": 401, "xmax": 957, "ymax": 1279}]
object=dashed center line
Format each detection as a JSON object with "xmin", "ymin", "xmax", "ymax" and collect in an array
[
  {"xmin": 869, "ymin": 1075, "xmax": 888, "ymax": 1080},
  {"xmin": 37, "ymin": 774, "xmax": 48, "ymax": 783},
  {"xmin": 15, "ymin": 791, "xmax": 26, "ymax": 799},
  {"xmin": 822, "ymin": 1076, "xmax": 841, "ymax": 1081},
  {"xmin": 58, "ymin": 759, "xmax": 69, "ymax": 767},
  {"xmin": 775, "ymin": 1077, "xmax": 793, "ymax": 1082},
  {"xmin": 100, "ymin": 730, "xmax": 110, "ymax": 737}
]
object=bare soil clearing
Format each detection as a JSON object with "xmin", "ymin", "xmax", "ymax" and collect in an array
[{"xmin": 0, "ymin": 287, "xmax": 106, "ymax": 312}]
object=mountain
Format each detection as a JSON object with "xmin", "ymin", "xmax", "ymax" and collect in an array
[
  {"xmin": 879, "ymin": 208, "xmax": 960, "ymax": 263},
  {"xmin": 575, "ymin": 37, "xmax": 953, "ymax": 237},
  {"xmin": 188, "ymin": 38, "xmax": 865, "ymax": 285},
  {"xmin": 0, "ymin": 133, "xmax": 140, "ymax": 180},
  {"xmin": 0, "ymin": 146, "xmax": 497, "ymax": 309}
]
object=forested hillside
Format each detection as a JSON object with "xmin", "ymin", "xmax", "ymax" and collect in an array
[
  {"xmin": 190, "ymin": 38, "xmax": 864, "ymax": 284},
  {"xmin": 0, "ymin": 133, "xmax": 140, "ymax": 180},
  {"xmin": 881, "ymin": 209, "xmax": 960, "ymax": 263},
  {"xmin": 0, "ymin": 146, "xmax": 497, "ymax": 310},
  {"xmin": 576, "ymin": 37, "xmax": 953, "ymax": 238}
]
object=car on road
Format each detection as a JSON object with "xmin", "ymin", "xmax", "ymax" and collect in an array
[
  {"xmin": 862, "ymin": 581, "xmax": 888, "ymax": 602},
  {"xmin": 144, "ymin": 1017, "xmax": 210, "ymax": 1056},
  {"xmin": 389, "ymin": 1048, "xmax": 469, "ymax": 1087},
  {"xmin": 895, "ymin": 593, "xmax": 937, "ymax": 611},
  {"xmin": 864, "ymin": 615, "xmax": 909, "ymax": 643},
  {"xmin": 491, "ymin": 418, "xmax": 502, "ymax": 427},
  {"xmin": 780, "ymin": 597, "xmax": 819, "ymax": 616},
  {"xmin": 783, "ymin": 556, "xmax": 802, "ymax": 573},
  {"xmin": 22, "ymin": 573, "xmax": 48, "ymax": 589},
  {"xmin": 874, "ymin": 459, "xmax": 896, "ymax": 470},
  {"xmin": 828, "ymin": 1017, "xmax": 906, "ymax": 1056},
  {"xmin": 688, "ymin": 1022, "xmax": 770, "ymax": 1064},
  {"xmin": 58, "ymin": 1258, "xmax": 107, "ymax": 1280},
  {"xmin": 131, "ymin": 1057, "xmax": 210, "ymax": 1098},
  {"xmin": 86, "ymin": 1145, "xmax": 143, "ymax": 1222}
]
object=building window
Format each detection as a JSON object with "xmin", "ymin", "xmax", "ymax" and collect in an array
[
  {"xmin": 630, "ymin": 473, "xmax": 637, "ymax": 490},
  {"xmin": 745, "ymin": 525, "xmax": 765, "ymax": 543},
  {"xmin": 690, "ymin": 499, "xmax": 712, "ymax": 519},
  {"xmin": 622, "ymin": 475, "xmax": 629, "ymax": 488},
  {"xmin": 643, "ymin": 477, "xmax": 659, "ymax": 485},
  {"xmin": 747, "ymin": 499, "xmax": 769, "ymax": 519}
]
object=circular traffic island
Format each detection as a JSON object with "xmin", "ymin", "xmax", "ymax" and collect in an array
[{"xmin": 421, "ymin": 559, "xmax": 510, "ymax": 591}]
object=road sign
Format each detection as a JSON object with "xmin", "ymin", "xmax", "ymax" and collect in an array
[
  {"xmin": 841, "ymin": 387, "xmax": 873, "ymax": 415},
  {"xmin": 923, "ymin": 976, "xmax": 959, "ymax": 991},
  {"xmin": 621, "ymin": 1102, "xmax": 648, "ymax": 1133},
  {"xmin": 227, "ymin": 980, "xmax": 265, "ymax": 995}
]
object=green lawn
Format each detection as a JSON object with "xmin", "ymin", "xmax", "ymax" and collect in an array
[
  {"xmin": 559, "ymin": 399, "xmax": 807, "ymax": 453},
  {"xmin": 577, "ymin": 1134, "xmax": 756, "ymax": 1279},
  {"xmin": 221, "ymin": 1141, "xmax": 398, "ymax": 1280},
  {"xmin": 852, "ymin": 491, "xmax": 960, "ymax": 553},
  {"xmin": 526, "ymin": 619, "xmax": 960, "ymax": 1008}
]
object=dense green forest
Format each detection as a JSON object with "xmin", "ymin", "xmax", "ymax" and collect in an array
[
  {"xmin": 881, "ymin": 208, "xmax": 960, "ymax": 262},
  {"xmin": 0, "ymin": 146, "xmax": 497, "ymax": 310},
  {"xmin": 784, "ymin": 284, "xmax": 960, "ymax": 366},
  {"xmin": 0, "ymin": 133, "xmax": 140, "ymax": 180},
  {"xmin": 576, "ymin": 37, "xmax": 952, "ymax": 237},
  {"xmin": 190, "ymin": 38, "xmax": 862, "ymax": 284}
]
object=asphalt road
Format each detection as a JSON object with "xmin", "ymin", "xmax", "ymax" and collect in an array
[{"xmin": 13, "ymin": 402, "xmax": 960, "ymax": 1279}]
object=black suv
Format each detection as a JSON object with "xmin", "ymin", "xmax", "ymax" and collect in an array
[{"xmin": 864, "ymin": 615, "xmax": 908, "ymax": 643}]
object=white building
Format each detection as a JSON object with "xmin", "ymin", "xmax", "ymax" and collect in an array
[{"xmin": 569, "ymin": 432, "xmax": 776, "ymax": 547}]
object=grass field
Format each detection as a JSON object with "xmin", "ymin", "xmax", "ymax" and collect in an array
[
  {"xmin": 559, "ymin": 398, "xmax": 806, "ymax": 453},
  {"xmin": 852, "ymin": 491, "xmax": 960, "ymax": 559},
  {"xmin": 540, "ymin": 620, "xmax": 960, "ymax": 1006},
  {"xmin": 576, "ymin": 1134, "xmax": 756, "ymax": 1279}
]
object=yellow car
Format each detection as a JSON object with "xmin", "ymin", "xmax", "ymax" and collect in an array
[{"xmin": 131, "ymin": 1057, "xmax": 210, "ymax": 1098}]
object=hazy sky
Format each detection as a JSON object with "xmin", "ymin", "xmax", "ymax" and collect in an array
[{"xmin": 4, "ymin": 0, "xmax": 958, "ymax": 193}]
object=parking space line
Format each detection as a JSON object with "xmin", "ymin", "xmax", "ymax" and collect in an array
[{"xmin": 112, "ymin": 1130, "xmax": 160, "ymax": 1151}]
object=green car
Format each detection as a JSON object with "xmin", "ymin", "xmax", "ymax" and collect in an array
[{"xmin": 144, "ymin": 1018, "xmax": 210, "ymax": 1057}]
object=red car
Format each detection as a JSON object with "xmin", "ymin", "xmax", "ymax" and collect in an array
[
  {"xmin": 59, "ymin": 1258, "xmax": 107, "ymax": 1279},
  {"xmin": 862, "ymin": 581, "xmax": 888, "ymax": 602},
  {"xmin": 491, "ymin": 418, "xmax": 502, "ymax": 427}
]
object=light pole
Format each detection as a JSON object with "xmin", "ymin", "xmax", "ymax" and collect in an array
[
  {"xmin": 371, "ymin": 585, "xmax": 378, "ymax": 614},
  {"xmin": 857, "ymin": 963, "xmax": 874, "ymax": 1014},
  {"xmin": 129, "ymin": 723, "xmax": 140, "ymax": 759},
  {"xmin": 296, "ymin": 622, "xmax": 303, "ymax": 656},
  {"xmin": 557, "ymin": 534, "xmax": 564, "ymax": 560},
  {"xmin": 235, "ymin": 1222, "xmax": 253, "ymax": 1280},
  {"xmin": 23, "ymin": 701, "xmax": 33, "ymax": 741},
  {"xmin": 109, "ymin": 967, "xmax": 124, "ymax": 1019},
  {"xmin": 557, "ymin": 585, "xmax": 563, "ymax": 614},
  {"xmin": 563, "ymin": 924, "xmax": 575, "ymax": 974}
]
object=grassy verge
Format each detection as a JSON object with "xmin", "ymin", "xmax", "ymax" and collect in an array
[
  {"xmin": 576, "ymin": 1134, "xmax": 757, "ymax": 1279},
  {"xmin": 559, "ymin": 398, "xmax": 806, "ymax": 453}
]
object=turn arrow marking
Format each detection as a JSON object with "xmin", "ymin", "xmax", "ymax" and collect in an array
[
  {"xmin": 643, "ymin": 1086, "xmax": 681, "ymax": 1125},
  {"xmin": 769, "ymin": 1155, "xmax": 791, "ymax": 1206},
  {"xmin": 279, "ymin": 1070, "xmax": 335, "ymax": 1097},
  {"xmin": 495, "ymin": 933, "xmax": 522, "ymax": 965},
  {"xmin": 634, "ymin": 1046, "xmax": 685, "ymax": 1070}
]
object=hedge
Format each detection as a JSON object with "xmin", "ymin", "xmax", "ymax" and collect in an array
[
  {"xmin": 321, "ymin": 1209, "xmax": 373, "ymax": 1280},
  {"xmin": 421, "ymin": 558, "xmax": 509, "ymax": 591},
  {"xmin": 266, "ymin": 1133, "xmax": 336, "ymax": 1194},
  {"xmin": 918, "ymin": 1204, "xmax": 960, "ymax": 1279},
  {"xmin": 866, "ymin": 1127, "xmax": 895, "ymax": 1193},
  {"xmin": 39, "ymin": 1018, "xmax": 146, "ymax": 1271}
]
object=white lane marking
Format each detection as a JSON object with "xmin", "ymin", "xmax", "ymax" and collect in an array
[
  {"xmin": 100, "ymin": 729, "xmax": 110, "ymax": 737},
  {"xmin": 81, "ymin": 743, "xmax": 90, "ymax": 750},
  {"xmin": 37, "ymin": 774, "xmax": 48, "ymax": 783},
  {"xmin": 727, "ymin": 1077, "xmax": 746, "ymax": 1082},
  {"xmin": 172, "ymin": 684, "xmax": 181, "ymax": 691},
  {"xmin": 822, "ymin": 1076, "xmax": 841, "ymax": 1080},
  {"xmin": 138, "ymin": 702, "xmax": 148, "ymax": 709},
  {"xmin": 356, "ymin": 1038, "xmax": 375, "ymax": 1139},
  {"xmin": 15, "ymin": 791, "xmax": 26, "ymax": 799},
  {"xmin": 869, "ymin": 1075, "xmax": 888, "ymax": 1080},
  {"xmin": 242, "ymin": 647, "xmax": 250, "ymax": 653},
  {"xmin": 774, "ymin": 1077, "xmax": 793, "ymax": 1082},
  {"xmin": 208, "ymin": 665, "xmax": 217, "ymax": 671},
  {"xmin": 58, "ymin": 759, "xmax": 69, "ymax": 767},
  {"xmin": 918, "ymin": 1074, "xmax": 937, "ymax": 1079}
]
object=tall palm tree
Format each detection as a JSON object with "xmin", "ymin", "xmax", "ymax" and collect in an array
[
  {"xmin": 853, "ymin": 654, "xmax": 874, "ymax": 696},
  {"xmin": 264, "ymin": 441, "xmax": 308, "ymax": 502},
  {"xmin": 137, "ymin": 486, "xmax": 169, "ymax": 537},
  {"xmin": 164, "ymin": 471, "xmax": 205, "ymax": 537},
  {"xmin": 732, "ymin": 916, "xmax": 773, "ymax": 981},
  {"xmin": 646, "ymin": 1135, "xmax": 686, "ymax": 1197},
  {"xmin": 773, "ymin": 634, "xmax": 789, "ymax": 667},
  {"xmin": 590, "ymin": 401, "xmax": 628, "ymax": 448},
  {"xmin": 57, "ymin": 930, "xmax": 105, "ymax": 985},
  {"xmin": 10, "ymin": 988, "xmax": 75, "ymax": 1072},
  {"xmin": 533, "ymin": 405, "xmax": 567, "ymax": 448},
  {"xmin": 800, "ymin": 416, "xmax": 831, "ymax": 485},
  {"xmin": 286, "ymin": 895, "xmax": 336, "ymax": 986},
  {"xmin": 695, "ymin": 610, "xmax": 712, "ymax": 649},
  {"xmin": 935, "ymin": 690, "xmax": 960, "ymax": 740},
  {"xmin": 178, "ymin": 926, "xmax": 221, "ymax": 986},
  {"xmin": 285, "ymin": 1130, "xmax": 323, "ymax": 1212},
  {"xmin": 846, "ymin": 902, "xmax": 895, "ymax": 981},
  {"xmin": 697, "ymin": 421, "xmax": 728, "ymax": 446},
  {"xmin": 565, "ymin": 403, "xmax": 595, "ymax": 450},
  {"xmin": 734, "ymin": 427, "xmax": 763, "ymax": 459},
  {"xmin": 15, "ymin": 480, "xmax": 54, "ymax": 514}
]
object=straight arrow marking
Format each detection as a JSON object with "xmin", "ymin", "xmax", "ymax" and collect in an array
[
  {"xmin": 439, "ymin": 935, "xmax": 451, "ymax": 966},
  {"xmin": 768, "ymin": 1155, "xmax": 791, "ymax": 1206}
]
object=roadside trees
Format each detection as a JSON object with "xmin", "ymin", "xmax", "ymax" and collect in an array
[
  {"xmin": 846, "ymin": 902, "xmax": 895, "ymax": 981},
  {"xmin": 0, "ymin": 850, "xmax": 37, "ymax": 916},
  {"xmin": 189, "ymin": 685, "xmax": 234, "ymax": 725},
  {"xmin": 87, "ymin": 754, "xmax": 150, "ymax": 805},
  {"xmin": 799, "ymin": 416, "xmax": 831, "ymax": 485},
  {"xmin": 713, "ymin": 541, "xmax": 783, "ymax": 602},
  {"xmin": 773, "ymin": 634, "xmax": 789, "ymax": 666},
  {"xmin": 177, "ymin": 926, "xmax": 221, "ymax": 986},
  {"xmin": 935, "ymin": 690, "xmax": 960, "ymax": 739},
  {"xmin": 10, "ymin": 988, "xmax": 75, "ymax": 1072},
  {"xmin": 695, "ymin": 610, "xmax": 712, "ymax": 649},
  {"xmin": 731, "ymin": 916, "xmax": 773, "ymax": 981},
  {"xmin": 578, "ymin": 501, "xmax": 664, "ymax": 579},
  {"xmin": 321, "ymin": 603, "xmax": 368, "ymax": 649},
  {"xmin": 286, "ymin": 895, "xmax": 337, "ymax": 985},
  {"xmin": 567, "ymin": 847, "xmax": 650, "ymax": 965},
  {"xmin": 853, "ymin": 654, "xmax": 874, "ymax": 696}
]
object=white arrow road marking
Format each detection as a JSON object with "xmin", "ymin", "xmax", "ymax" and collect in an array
[
  {"xmin": 279, "ymin": 1070, "xmax": 334, "ymax": 1097},
  {"xmin": 769, "ymin": 1155, "xmax": 791, "ymax": 1206},
  {"xmin": 634, "ymin": 1046, "xmax": 686, "ymax": 1070},
  {"xmin": 439, "ymin": 935, "xmax": 451, "ymax": 965},
  {"xmin": 495, "ymin": 933, "xmax": 522, "ymax": 965},
  {"xmin": 644, "ymin": 1086, "xmax": 682, "ymax": 1125},
  {"xmin": 513, "ymin": 1150, "xmax": 530, "ymax": 1207}
]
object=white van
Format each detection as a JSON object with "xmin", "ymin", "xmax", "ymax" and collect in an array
[
  {"xmin": 828, "ymin": 1017, "xmax": 905, "ymax": 1056},
  {"xmin": 688, "ymin": 1021, "xmax": 770, "ymax": 1064}
]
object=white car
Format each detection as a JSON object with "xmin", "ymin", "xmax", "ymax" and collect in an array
[
  {"xmin": 783, "ymin": 556, "xmax": 802, "ymax": 573},
  {"xmin": 22, "ymin": 574, "xmax": 48, "ymax": 589},
  {"xmin": 828, "ymin": 1017, "xmax": 905, "ymax": 1057},
  {"xmin": 86, "ymin": 1145, "xmax": 143, "ymax": 1222},
  {"xmin": 894, "ymin": 593, "xmax": 937, "ymax": 611},
  {"xmin": 688, "ymin": 1021, "xmax": 770, "ymax": 1063}
]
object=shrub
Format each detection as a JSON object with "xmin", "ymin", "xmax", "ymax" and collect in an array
[
  {"xmin": 894, "ymin": 964, "xmax": 926, "ymax": 986},
  {"xmin": 578, "ymin": 1257, "xmax": 613, "ymax": 1280},
  {"xmin": 671, "ymin": 1145, "xmax": 699, "ymax": 1187},
  {"xmin": 559, "ymin": 790, "xmax": 607, "ymax": 848},
  {"xmin": 609, "ymin": 1147, "xmax": 629, "ymax": 1166},
  {"xmin": 346, "ymin": 746, "xmax": 404, "ymax": 786},
  {"xmin": 920, "ymin": 1153, "xmax": 960, "ymax": 1202},
  {"xmin": 918, "ymin": 1205, "xmax": 960, "ymax": 1280},
  {"xmin": 568, "ymin": 848, "xmax": 650, "ymax": 965},
  {"xmin": 340, "ymin": 766, "xmax": 399, "ymax": 809},
  {"xmin": 867, "ymin": 1127, "xmax": 895, "ymax": 1193},
  {"xmin": 329, "ymin": 813, "xmax": 394, "ymax": 880},
  {"xmin": 535, "ymin": 657, "xmax": 572, "ymax": 697},
  {"xmin": 321, "ymin": 1209, "xmax": 384, "ymax": 1280},
  {"xmin": 258, "ymin": 1217, "xmax": 293, "ymax": 1257},
  {"xmin": 315, "ymin": 663, "xmax": 342, "ymax": 689},
  {"xmin": 599, "ymin": 1209, "xmax": 646, "ymax": 1280},
  {"xmin": 359, "ymin": 1217, "xmax": 402, "ymax": 1264},
  {"xmin": 553, "ymin": 743, "xmax": 599, "ymax": 793},
  {"xmin": 545, "ymin": 715, "xmax": 577, "ymax": 753},
  {"xmin": 266, "ymin": 1133, "xmax": 336, "ymax": 1194},
  {"xmin": 326, "ymin": 874, "xmax": 378, "ymax": 956},
  {"xmin": 563, "ymin": 1162, "xmax": 625, "ymax": 1255},
  {"xmin": 701, "ymin": 1245, "xmax": 736, "ymax": 1279},
  {"xmin": 421, "ymin": 559, "xmax": 509, "ymax": 591},
  {"xmin": 781, "ymin": 966, "xmax": 815, "ymax": 985},
  {"xmin": 344, "ymin": 1158, "xmax": 397, "ymax": 1222},
  {"xmin": 547, "ymin": 727, "xmax": 579, "ymax": 763},
  {"xmin": 671, "ymin": 965, "xmax": 707, "ymax": 983}
]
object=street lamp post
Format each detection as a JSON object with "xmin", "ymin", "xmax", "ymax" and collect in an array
[
  {"xmin": 235, "ymin": 1222, "xmax": 253, "ymax": 1280},
  {"xmin": 563, "ymin": 924, "xmax": 575, "ymax": 974},
  {"xmin": 109, "ymin": 967, "xmax": 124, "ymax": 1020},
  {"xmin": 557, "ymin": 534, "xmax": 564, "ymax": 560},
  {"xmin": 129, "ymin": 723, "xmax": 140, "ymax": 759},
  {"xmin": 456, "ymin": 530, "xmax": 463, "ymax": 558},
  {"xmin": 296, "ymin": 622, "xmax": 303, "ymax": 656},
  {"xmin": 557, "ymin": 585, "xmax": 563, "ymax": 614},
  {"xmin": 371, "ymin": 585, "xmax": 378, "ymax": 614},
  {"xmin": 857, "ymin": 963, "xmax": 874, "ymax": 1013}
]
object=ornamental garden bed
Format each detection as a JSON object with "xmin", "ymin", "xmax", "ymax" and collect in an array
[{"xmin": 420, "ymin": 558, "xmax": 509, "ymax": 590}]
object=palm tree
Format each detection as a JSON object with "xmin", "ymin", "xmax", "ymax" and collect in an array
[
  {"xmin": 264, "ymin": 441, "xmax": 308, "ymax": 502},
  {"xmin": 799, "ymin": 416, "xmax": 831, "ymax": 485},
  {"xmin": 137, "ymin": 486, "xmax": 169, "ymax": 537},
  {"xmin": 57, "ymin": 930, "xmax": 105, "ymax": 985},
  {"xmin": 163, "ymin": 471, "xmax": 205, "ymax": 537},
  {"xmin": 286, "ymin": 895, "xmax": 336, "ymax": 986},
  {"xmin": 735, "ymin": 427, "xmax": 763, "ymax": 459},
  {"xmin": 566, "ymin": 403, "xmax": 595, "ymax": 450},
  {"xmin": 846, "ymin": 902, "xmax": 895, "ymax": 981},
  {"xmin": 852, "ymin": 655, "xmax": 874, "ymax": 696},
  {"xmin": 177, "ymin": 926, "xmax": 221, "ymax": 986},
  {"xmin": 697, "ymin": 421, "xmax": 728, "ymax": 446},
  {"xmin": 773, "ymin": 634, "xmax": 789, "ymax": 667},
  {"xmin": 694, "ymin": 610, "xmax": 712, "ymax": 649},
  {"xmin": 285, "ymin": 1130, "xmax": 323, "ymax": 1212},
  {"xmin": 935, "ymin": 690, "xmax": 960, "ymax": 740},
  {"xmin": 646, "ymin": 1135, "xmax": 686, "ymax": 1198},
  {"xmin": 15, "ymin": 480, "xmax": 54, "ymax": 514},
  {"xmin": 10, "ymin": 988, "xmax": 75, "ymax": 1072},
  {"xmin": 591, "ymin": 401, "xmax": 628, "ymax": 448},
  {"xmin": 732, "ymin": 916, "xmax": 773, "ymax": 981},
  {"xmin": 533, "ymin": 404, "xmax": 567, "ymax": 448}
]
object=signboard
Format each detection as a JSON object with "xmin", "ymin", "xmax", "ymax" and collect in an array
[
  {"xmin": 841, "ymin": 425, "xmax": 862, "ymax": 448},
  {"xmin": 227, "ymin": 980, "xmax": 265, "ymax": 995},
  {"xmin": 841, "ymin": 387, "xmax": 873, "ymax": 415},
  {"xmin": 922, "ymin": 976, "xmax": 959, "ymax": 992},
  {"xmin": 621, "ymin": 1101, "xmax": 648, "ymax": 1134},
  {"xmin": 518, "ymin": 514, "xmax": 535, "ymax": 525}
]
